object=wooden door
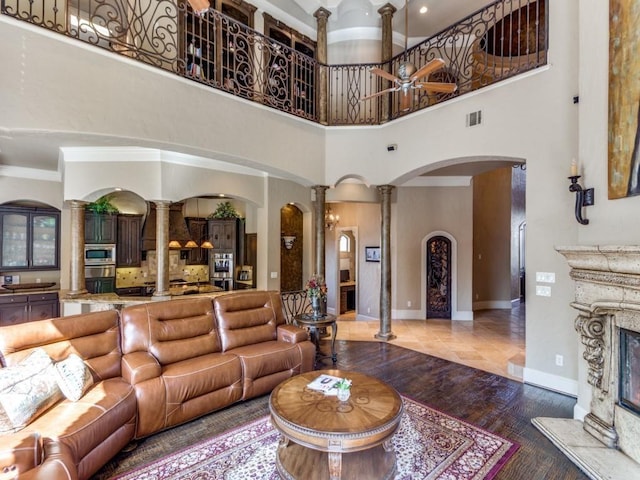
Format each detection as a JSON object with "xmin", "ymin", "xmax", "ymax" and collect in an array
[{"xmin": 426, "ymin": 236, "xmax": 452, "ymax": 319}]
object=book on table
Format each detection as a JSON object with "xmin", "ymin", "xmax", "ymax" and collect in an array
[{"xmin": 306, "ymin": 374, "xmax": 343, "ymax": 396}]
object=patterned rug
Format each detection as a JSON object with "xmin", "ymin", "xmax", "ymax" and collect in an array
[{"xmin": 112, "ymin": 396, "xmax": 518, "ymax": 480}]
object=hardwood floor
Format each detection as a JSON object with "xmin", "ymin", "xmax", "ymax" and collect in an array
[{"xmin": 94, "ymin": 340, "xmax": 587, "ymax": 480}]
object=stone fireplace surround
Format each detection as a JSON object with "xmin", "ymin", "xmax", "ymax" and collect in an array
[{"xmin": 532, "ymin": 246, "xmax": 640, "ymax": 480}]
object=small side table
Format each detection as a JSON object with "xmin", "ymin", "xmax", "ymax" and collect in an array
[{"xmin": 294, "ymin": 313, "xmax": 337, "ymax": 366}]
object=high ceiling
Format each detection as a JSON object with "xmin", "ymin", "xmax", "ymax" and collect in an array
[{"xmin": 0, "ymin": 0, "xmax": 500, "ymax": 180}]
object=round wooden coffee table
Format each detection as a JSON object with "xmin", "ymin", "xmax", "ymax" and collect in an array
[{"xmin": 269, "ymin": 369, "xmax": 403, "ymax": 480}]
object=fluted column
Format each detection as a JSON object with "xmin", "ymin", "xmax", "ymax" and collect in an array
[
  {"xmin": 312, "ymin": 186, "xmax": 329, "ymax": 278},
  {"xmin": 314, "ymin": 7, "xmax": 331, "ymax": 125},
  {"xmin": 153, "ymin": 201, "xmax": 171, "ymax": 297},
  {"xmin": 376, "ymin": 185, "xmax": 396, "ymax": 340},
  {"xmin": 378, "ymin": 3, "xmax": 397, "ymax": 123},
  {"xmin": 68, "ymin": 200, "xmax": 88, "ymax": 297}
]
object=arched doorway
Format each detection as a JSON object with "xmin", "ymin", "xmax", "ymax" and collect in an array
[{"xmin": 426, "ymin": 235, "xmax": 452, "ymax": 319}]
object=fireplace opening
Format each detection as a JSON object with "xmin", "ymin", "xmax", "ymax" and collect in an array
[{"xmin": 619, "ymin": 328, "xmax": 640, "ymax": 415}]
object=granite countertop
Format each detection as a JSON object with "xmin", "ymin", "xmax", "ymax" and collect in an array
[
  {"xmin": 59, "ymin": 288, "xmax": 239, "ymax": 305},
  {"xmin": 0, "ymin": 286, "xmax": 60, "ymax": 296}
]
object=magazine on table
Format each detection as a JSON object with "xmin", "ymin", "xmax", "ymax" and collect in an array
[{"xmin": 306, "ymin": 374, "xmax": 343, "ymax": 396}]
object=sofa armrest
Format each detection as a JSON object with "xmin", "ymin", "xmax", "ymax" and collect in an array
[
  {"xmin": 122, "ymin": 352, "xmax": 162, "ymax": 385},
  {"xmin": 277, "ymin": 324, "xmax": 309, "ymax": 344},
  {"xmin": 0, "ymin": 434, "xmax": 76, "ymax": 480}
]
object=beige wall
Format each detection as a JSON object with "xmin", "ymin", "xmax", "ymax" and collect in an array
[{"xmin": 472, "ymin": 167, "xmax": 512, "ymax": 309}]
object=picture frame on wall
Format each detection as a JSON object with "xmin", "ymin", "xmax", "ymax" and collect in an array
[{"xmin": 365, "ymin": 246, "xmax": 380, "ymax": 262}]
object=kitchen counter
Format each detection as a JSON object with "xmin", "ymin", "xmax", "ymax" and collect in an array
[{"xmin": 0, "ymin": 287, "xmax": 60, "ymax": 296}]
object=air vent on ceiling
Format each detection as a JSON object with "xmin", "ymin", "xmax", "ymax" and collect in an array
[{"xmin": 466, "ymin": 110, "xmax": 482, "ymax": 127}]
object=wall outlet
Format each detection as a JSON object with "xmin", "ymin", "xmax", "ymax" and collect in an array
[
  {"xmin": 555, "ymin": 354, "xmax": 564, "ymax": 367},
  {"xmin": 407, "ymin": 300, "xmax": 412, "ymax": 307},
  {"xmin": 270, "ymin": 272, "xmax": 278, "ymax": 279},
  {"xmin": 536, "ymin": 285, "xmax": 551, "ymax": 297},
  {"xmin": 367, "ymin": 307, "xmax": 371, "ymax": 314}
]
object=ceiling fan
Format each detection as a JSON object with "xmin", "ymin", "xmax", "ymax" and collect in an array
[{"xmin": 362, "ymin": 0, "xmax": 458, "ymax": 112}]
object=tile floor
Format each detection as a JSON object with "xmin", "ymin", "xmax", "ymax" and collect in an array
[{"xmin": 335, "ymin": 303, "xmax": 525, "ymax": 381}]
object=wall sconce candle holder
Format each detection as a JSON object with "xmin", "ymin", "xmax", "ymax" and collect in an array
[
  {"xmin": 568, "ymin": 175, "xmax": 594, "ymax": 225},
  {"xmin": 282, "ymin": 235, "xmax": 296, "ymax": 250}
]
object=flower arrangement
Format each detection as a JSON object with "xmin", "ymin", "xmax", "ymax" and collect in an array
[{"xmin": 305, "ymin": 274, "xmax": 327, "ymax": 299}]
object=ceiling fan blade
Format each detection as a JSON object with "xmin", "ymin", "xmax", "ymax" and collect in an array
[
  {"xmin": 400, "ymin": 90, "xmax": 412, "ymax": 112},
  {"xmin": 369, "ymin": 67, "xmax": 400, "ymax": 83},
  {"xmin": 360, "ymin": 87, "xmax": 399, "ymax": 101},
  {"xmin": 409, "ymin": 58, "xmax": 446, "ymax": 82},
  {"xmin": 414, "ymin": 82, "xmax": 458, "ymax": 93}
]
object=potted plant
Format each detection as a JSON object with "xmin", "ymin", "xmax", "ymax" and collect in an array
[
  {"xmin": 335, "ymin": 378, "xmax": 352, "ymax": 401},
  {"xmin": 86, "ymin": 195, "xmax": 119, "ymax": 214},
  {"xmin": 207, "ymin": 201, "xmax": 240, "ymax": 219}
]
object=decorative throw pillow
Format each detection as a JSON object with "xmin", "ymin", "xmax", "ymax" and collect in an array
[
  {"xmin": 53, "ymin": 353, "xmax": 94, "ymax": 402},
  {"xmin": 0, "ymin": 348, "xmax": 63, "ymax": 433}
]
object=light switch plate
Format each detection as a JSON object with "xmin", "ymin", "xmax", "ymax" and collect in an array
[
  {"xmin": 536, "ymin": 285, "xmax": 552, "ymax": 297},
  {"xmin": 535, "ymin": 272, "xmax": 556, "ymax": 283},
  {"xmin": 270, "ymin": 272, "xmax": 278, "ymax": 279}
]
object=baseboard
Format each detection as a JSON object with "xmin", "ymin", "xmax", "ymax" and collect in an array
[
  {"xmin": 573, "ymin": 403, "xmax": 589, "ymax": 421},
  {"xmin": 452, "ymin": 310, "xmax": 473, "ymax": 321},
  {"xmin": 473, "ymin": 300, "xmax": 513, "ymax": 310},
  {"xmin": 523, "ymin": 367, "xmax": 578, "ymax": 397}
]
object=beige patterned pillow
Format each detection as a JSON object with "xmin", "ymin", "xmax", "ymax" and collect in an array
[
  {"xmin": 53, "ymin": 353, "xmax": 94, "ymax": 402},
  {"xmin": 0, "ymin": 349, "xmax": 63, "ymax": 433}
]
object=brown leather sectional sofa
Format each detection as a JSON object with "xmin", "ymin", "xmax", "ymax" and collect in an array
[{"xmin": 0, "ymin": 290, "xmax": 315, "ymax": 479}]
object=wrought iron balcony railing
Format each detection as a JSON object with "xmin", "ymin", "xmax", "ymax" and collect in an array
[{"xmin": 1, "ymin": 0, "xmax": 547, "ymax": 126}]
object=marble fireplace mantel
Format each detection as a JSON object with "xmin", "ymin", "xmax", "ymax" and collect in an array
[{"xmin": 532, "ymin": 246, "xmax": 640, "ymax": 480}]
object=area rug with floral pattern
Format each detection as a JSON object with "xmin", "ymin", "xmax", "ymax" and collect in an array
[{"xmin": 113, "ymin": 396, "xmax": 518, "ymax": 480}]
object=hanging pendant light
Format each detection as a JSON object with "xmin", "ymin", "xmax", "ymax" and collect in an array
[{"xmin": 196, "ymin": 198, "xmax": 214, "ymax": 248}]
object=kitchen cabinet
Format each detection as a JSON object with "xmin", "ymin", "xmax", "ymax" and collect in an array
[
  {"xmin": 208, "ymin": 219, "xmax": 236, "ymax": 250},
  {"xmin": 186, "ymin": 217, "xmax": 208, "ymax": 265},
  {"xmin": 117, "ymin": 214, "xmax": 142, "ymax": 267},
  {"xmin": 0, "ymin": 206, "xmax": 60, "ymax": 271},
  {"xmin": 0, "ymin": 292, "xmax": 59, "ymax": 326},
  {"xmin": 86, "ymin": 277, "xmax": 116, "ymax": 294},
  {"xmin": 85, "ymin": 213, "xmax": 117, "ymax": 244}
]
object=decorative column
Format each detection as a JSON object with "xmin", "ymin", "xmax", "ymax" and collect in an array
[
  {"xmin": 153, "ymin": 201, "xmax": 171, "ymax": 298},
  {"xmin": 68, "ymin": 200, "xmax": 87, "ymax": 297},
  {"xmin": 378, "ymin": 3, "xmax": 397, "ymax": 123},
  {"xmin": 312, "ymin": 186, "xmax": 329, "ymax": 278},
  {"xmin": 314, "ymin": 7, "xmax": 331, "ymax": 125},
  {"xmin": 376, "ymin": 185, "xmax": 396, "ymax": 340}
]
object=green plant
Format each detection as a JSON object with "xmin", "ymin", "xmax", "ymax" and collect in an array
[
  {"xmin": 336, "ymin": 378, "xmax": 351, "ymax": 390},
  {"xmin": 86, "ymin": 195, "xmax": 119, "ymax": 214},
  {"xmin": 208, "ymin": 201, "xmax": 240, "ymax": 219}
]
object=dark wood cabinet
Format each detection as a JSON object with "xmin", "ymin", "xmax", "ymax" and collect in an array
[
  {"xmin": 186, "ymin": 217, "xmax": 208, "ymax": 265},
  {"xmin": 85, "ymin": 213, "xmax": 117, "ymax": 244},
  {"xmin": 0, "ymin": 206, "xmax": 60, "ymax": 271},
  {"xmin": 117, "ymin": 214, "xmax": 142, "ymax": 267},
  {"xmin": 208, "ymin": 219, "xmax": 237, "ymax": 251},
  {"xmin": 86, "ymin": 277, "xmax": 116, "ymax": 294},
  {"xmin": 0, "ymin": 292, "xmax": 59, "ymax": 326}
]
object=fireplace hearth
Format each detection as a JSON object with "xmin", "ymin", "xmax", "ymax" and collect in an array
[{"xmin": 532, "ymin": 246, "xmax": 640, "ymax": 480}]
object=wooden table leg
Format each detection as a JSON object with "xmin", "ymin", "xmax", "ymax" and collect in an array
[{"xmin": 328, "ymin": 451, "xmax": 342, "ymax": 480}]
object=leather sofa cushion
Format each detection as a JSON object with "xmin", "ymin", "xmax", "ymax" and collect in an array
[
  {"xmin": 0, "ymin": 310, "xmax": 122, "ymax": 382},
  {"xmin": 120, "ymin": 298, "xmax": 221, "ymax": 364},
  {"xmin": 229, "ymin": 340, "xmax": 304, "ymax": 399},
  {"xmin": 214, "ymin": 291, "xmax": 286, "ymax": 351},
  {"xmin": 23, "ymin": 377, "xmax": 136, "ymax": 471}
]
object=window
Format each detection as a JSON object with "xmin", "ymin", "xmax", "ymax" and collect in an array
[{"xmin": 339, "ymin": 234, "xmax": 350, "ymax": 252}]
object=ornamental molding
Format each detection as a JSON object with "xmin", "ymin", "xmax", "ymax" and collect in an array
[
  {"xmin": 570, "ymin": 269, "xmax": 640, "ymax": 290},
  {"xmin": 574, "ymin": 313, "xmax": 605, "ymax": 390}
]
